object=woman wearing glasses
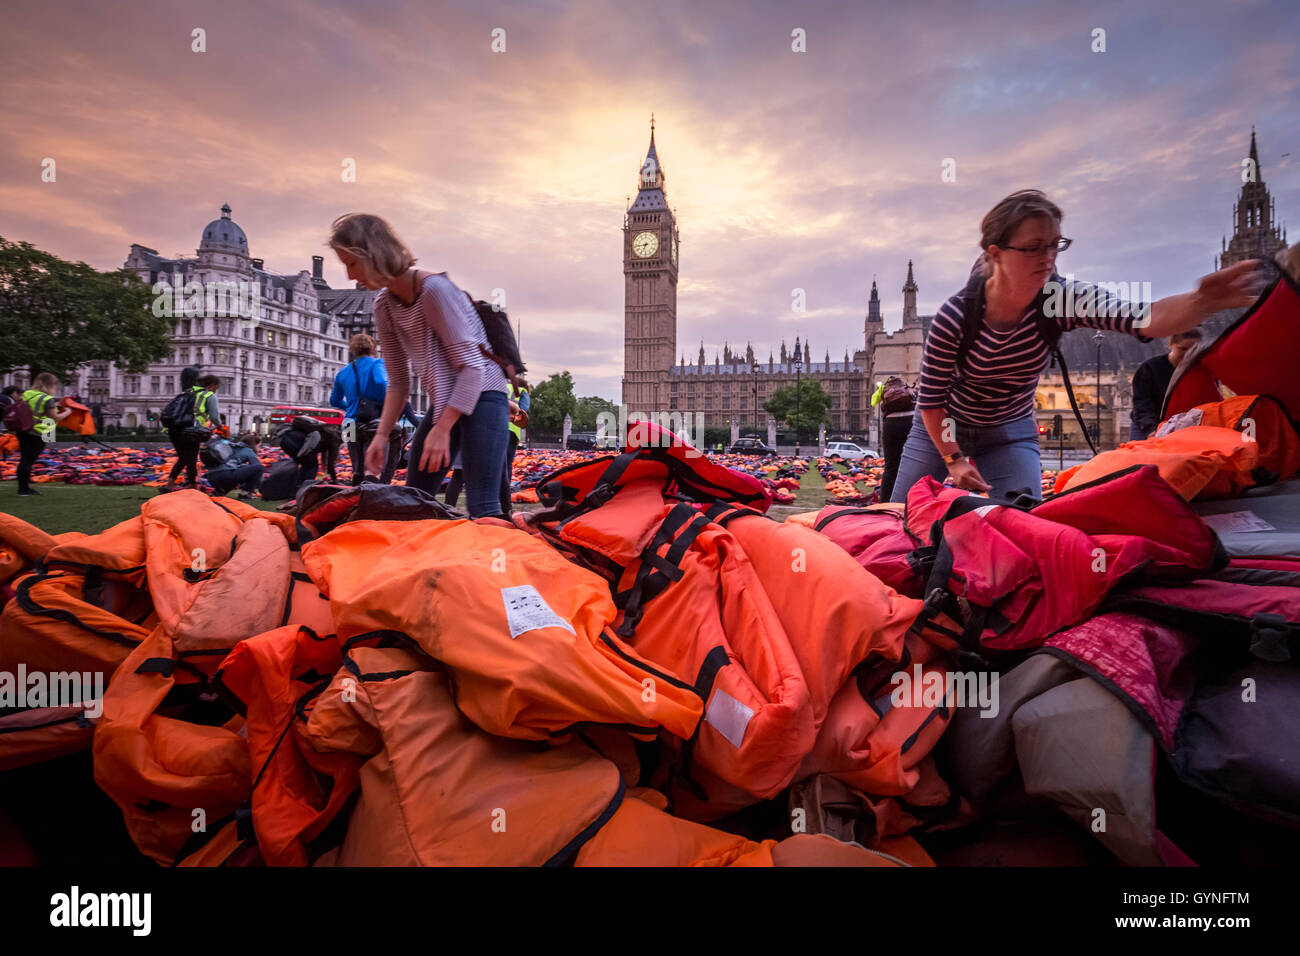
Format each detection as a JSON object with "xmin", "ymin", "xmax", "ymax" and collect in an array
[{"xmin": 889, "ymin": 189, "xmax": 1260, "ymax": 503}]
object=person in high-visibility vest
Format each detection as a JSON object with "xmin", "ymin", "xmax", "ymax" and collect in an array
[
  {"xmin": 162, "ymin": 368, "xmax": 221, "ymax": 493},
  {"xmin": 16, "ymin": 372, "xmax": 72, "ymax": 497},
  {"xmin": 500, "ymin": 380, "xmax": 530, "ymax": 516}
]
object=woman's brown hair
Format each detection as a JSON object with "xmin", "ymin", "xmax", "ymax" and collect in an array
[
  {"xmin": 979, "ymin": 189, "xmax": 1064, "ymax": 276},
  {"xmin": 329, "ymin": 214, "xmax": 417, "ymax": 284}
]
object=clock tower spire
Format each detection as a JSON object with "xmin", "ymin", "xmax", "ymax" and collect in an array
[{"xmin": 622, "ymin": 117, "xmax": 679, "ymax": 411}]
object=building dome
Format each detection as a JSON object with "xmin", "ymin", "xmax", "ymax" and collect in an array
[{"xmin": 199, "ymin": 203, "xmax": 249, "ymax": 254}]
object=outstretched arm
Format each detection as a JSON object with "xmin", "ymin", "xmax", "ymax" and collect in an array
[{"xmin": 1141, "ymin": 260, "xmax": 1262, "ymax": 339}]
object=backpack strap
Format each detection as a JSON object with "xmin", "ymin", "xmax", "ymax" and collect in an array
[{"xmin": 956, "ymin": 271, "xmax": 1099, "ymax": 456}]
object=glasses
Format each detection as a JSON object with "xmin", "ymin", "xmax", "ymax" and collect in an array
[{"xmin": 1001, "ymin": 237, "xmax": 1072, "ymax": 257}]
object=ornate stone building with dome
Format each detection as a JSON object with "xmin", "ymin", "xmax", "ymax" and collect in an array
[{"xmin": 75, "ymin": 204, "xmax": 426, "ymax": 433}]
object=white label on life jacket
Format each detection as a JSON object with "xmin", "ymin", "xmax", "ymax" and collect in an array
[
  {"xmin": 706, "ymin": 689, "xmax": 754, "ymax": 749},
  {"xmin": 501, "ymin": 585, "xmax": 576, "ymax": 640},
  {"xmin": 973, "ymin": 504, "xmax": 999, "ymax": 517}
]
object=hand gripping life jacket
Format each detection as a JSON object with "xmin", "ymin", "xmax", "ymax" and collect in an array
[
  {"xmin": 300, "ymin": 517, "xmax": 704, "ymax": 743},
  {"xmin": 1, "ymin": 516, "xmax": 152, "ymax": 770},
  {"xmin": 905, "ymin": 466, "xmax": 1223, "ymax": 658}
]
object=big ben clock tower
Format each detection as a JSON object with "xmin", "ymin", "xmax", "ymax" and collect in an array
[{"xmin": 622, "ymin": 116, "xmax": 679, "ymax": 411}]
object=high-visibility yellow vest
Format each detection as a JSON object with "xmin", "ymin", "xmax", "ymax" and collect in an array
[
  {"xmin": 190, "ymin": 387, "xmax": 214, "ymax": 428},
  {"xmin": 23, "ymin": 389, "xmax": 56, "ymax": 437},
  {"xmin": 508, "ymin": 386, "xmax": 529, "ymax": 441}
]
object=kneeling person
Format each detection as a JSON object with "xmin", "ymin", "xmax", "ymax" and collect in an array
[{"xmin": 205, "ymin": 433, "xmax": 265, "ymax": 498}]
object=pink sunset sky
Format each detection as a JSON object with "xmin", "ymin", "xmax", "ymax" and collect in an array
[{"xmin": 1, "ymin": 0, "xmax": 1296, "ymax": 400}]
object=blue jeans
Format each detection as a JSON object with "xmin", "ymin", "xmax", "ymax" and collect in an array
[
  {"xmin": 208, "ymin": 462, "xmax": 264, "ymax": 495},
  {"xmin": 407, "ymin": 390, "xmax": 509, "ymax": 518},
  {"xmin": 888, "ymin": 408, "xmax": 1043, "ymax": 504}
]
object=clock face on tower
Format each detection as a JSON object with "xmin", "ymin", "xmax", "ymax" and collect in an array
[{"xmin": 633, "ymin": 231, "xmax": 659, "ymax": 258}]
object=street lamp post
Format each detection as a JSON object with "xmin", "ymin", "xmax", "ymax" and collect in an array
[
  {"xmin": 794, "ymin": 356, "xmax": 803, "ymax": 458},
  {"xmin": 1093, "ymin": 330, "xmax": 1103, "ymax": 449},
  {"xmin": 240, "ymin": 350, "xmax": 249, "ymax": 433},
  {"xmin": 752, "ymin": 361, "xmax": 759, "ymax": 437}
]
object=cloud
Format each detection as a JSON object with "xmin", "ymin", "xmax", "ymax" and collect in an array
[{"xmin": 1, "ymin": 0, "xmax": 1295, "ymax": 401}]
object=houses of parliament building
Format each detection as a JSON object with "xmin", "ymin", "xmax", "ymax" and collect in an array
[{"xmin": 620, "ymin": 121, "xmax": 930, "ymax": 444}]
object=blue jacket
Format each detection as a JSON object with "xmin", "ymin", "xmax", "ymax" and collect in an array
[{"xmin": 330, "ymin": 357, "xmax": 389, "ymax": 419}]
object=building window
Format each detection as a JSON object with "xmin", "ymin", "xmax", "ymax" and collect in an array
[
  {"xmin": 254, "ymin": 380, "xmax": 263, "ymax": 399},
  {"xmin": 150, "ymin": 376, "xmax": 161, "ymax": 395},
  {"xmin": 279, "ymin": 357, "xmax": 287, "ymax": 373},
  {"xmin": 266, "ymin": 330, "xmax": 274, "ymax": 345},
  {"xmin": 279, "ymin": 383, "xmax": 288, "ymax": 400},
  {"xmin": 164, "ymin": 375, "xmax": 174, "ymax": 393}
]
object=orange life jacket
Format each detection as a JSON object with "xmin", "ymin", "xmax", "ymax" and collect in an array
[
  {"xmin": 92, "ymin": 492, "xmax": 333, "ymax": 863},
  {"xmin": 0, "ymin": 515, "xmax": 152, "ymax": 770},
  {"xmin": 302, "ymin": 642, "xmax": 627, "ymax": 866},
  {"xmin": 213, "ymin": 624, "xmax": 358, "ymax": 867}
]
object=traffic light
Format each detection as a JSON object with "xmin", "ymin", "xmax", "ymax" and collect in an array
[
  {"xmin": 1038, "ymin": 425, "xmax": 1047, "ymax": 436},
  {"xmin": 1052, "ymin": 414, "xmax": 1063, "ymax": 440}
]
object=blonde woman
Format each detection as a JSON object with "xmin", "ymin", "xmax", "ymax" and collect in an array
[
  {"xmin": 329, "ymin": 214, "xmax": 509, "ymax": 516},
  {"xmin": 889, "ymin": 189, "xmax": 1260, "ymax": 503}
]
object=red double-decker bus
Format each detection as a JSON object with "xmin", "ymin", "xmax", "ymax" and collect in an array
[{"xmin": 267, "ymin": 405, "xmax": 344, "ymax": 430}]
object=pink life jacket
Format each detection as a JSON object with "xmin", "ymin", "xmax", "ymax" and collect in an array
[
  {"xmin": 1163, "ymin": 261, "xmax": 1300, "ymax": 422},
  {"xmin": 904, "ymin": 466, "xmax": 1223, "ymax": 659},
  {"xmin": 812, "ymin": 507, "xmax": 925, "ymax": 597}
]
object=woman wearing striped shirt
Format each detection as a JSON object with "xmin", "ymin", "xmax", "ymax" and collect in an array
[
  {"xmin": 329, "ymin": 214, "xmax": 509, "ymax": 517},
  {"xmin": 889, "ymin": 189, "xmax": 1261, "ymax": 503}
]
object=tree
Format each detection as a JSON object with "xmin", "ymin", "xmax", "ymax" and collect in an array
[
  {"xmin": 528, "ymin": 371, "xmax": 577, "ymax": 435},
  {"xmin": 571, "ymin": 395, "xmax": 618, "ymax": 432},
  {"xmin": 0, "ymin": 236, "xmax": 169, "ymax": 378},
  {"xmin": 764, "ymin": 379, "xmax": 832, "ymax": 438}
]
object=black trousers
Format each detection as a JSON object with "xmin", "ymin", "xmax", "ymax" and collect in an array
[
  {"xmin": 347, "ymin": 433, "xmax": 403, "ymax": 486},
  {"xmin": 16, "ymin": 431, "xmax": 46, "ymax": 493},
  {"xmin": 167, "ymin": 427, "xmax": 202, "ymax": 485},
  {"xmin": 500, "ymin": 433, "xmax": 520, "ymax": 517},
  {"xmin": 880, "ymin": 413, "xmax": 914, "ymax": 502}
]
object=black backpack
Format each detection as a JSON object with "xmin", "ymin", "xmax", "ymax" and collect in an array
[
  {"xmin": 471, "ymin": 298, "xmax": 527, "ymax": 378},
  {"xmin": 160, "ymin": 389, "xmax": 197, "ymax": 429},
  {"xmin": 259, "ymin": 458, "xmax": 302, "ymax": 501},
  {"xmin": 350, "ymin": 361, "xmax": 384, "ymax": 424},
  {"xmin": 955, "ymin": 270, "xmax": 1098, "ymax": 455}
]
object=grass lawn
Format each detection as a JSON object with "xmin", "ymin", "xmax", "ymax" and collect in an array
[
  {"xmin": 3, "ymin": 459, "xmax": 856, "ymax": 535},
  {"xmin": 3, "ymin": 484, "xmax": 282, "ymax": 535}
]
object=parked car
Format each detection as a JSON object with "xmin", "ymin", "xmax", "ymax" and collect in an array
[
  {"xmin": 729, "ymin": 438, "xmax": 777, "ymax": 456},
  {"xmin": 566, "ymin": 432, "xmax": 618, "ymax": 451},
  {"xmin": 826, "ymin": 441, "xmax": 878, "ymax": 460}
]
